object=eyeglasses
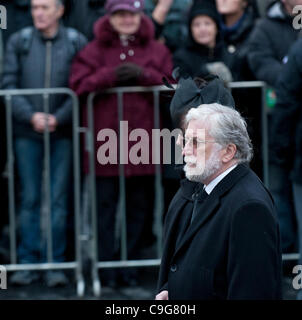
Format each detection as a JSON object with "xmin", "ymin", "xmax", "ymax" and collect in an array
[{"xmin": 177, "ymin": 135, "xmax": 216, "ymax": 149}]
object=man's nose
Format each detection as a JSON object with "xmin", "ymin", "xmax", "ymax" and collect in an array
[{"xmin": 182, "ymin": 141, "xmax": 192, "ymax": 156}]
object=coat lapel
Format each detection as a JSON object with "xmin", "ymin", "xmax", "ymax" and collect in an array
[
  {"xmin": 163, "ymin": 180, "xmax": 197, "ymax": 243},
  {"xmin": 173, "ymin": 164, "xmax": 250, "ymax": 257},
  {"xmin": 160, "ymin": 179, "xmax": 197, "ymax": 264}
]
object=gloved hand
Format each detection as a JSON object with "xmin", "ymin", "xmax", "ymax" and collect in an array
[
  {"xmin": 115, "ymin": 63, "xmax": 143, "ymax": 85},
  {"xmin": 205, "ymin": 62, "xmax": 233, "ymax": 83}
]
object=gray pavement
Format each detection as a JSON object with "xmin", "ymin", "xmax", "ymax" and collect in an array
[
  {"xmin": 0, "ymin": 267, "xmax": 158, "ymax": 300},
  {"xmin": 0, "ymin": 268, "xmax": 299, "ymax": 300}
]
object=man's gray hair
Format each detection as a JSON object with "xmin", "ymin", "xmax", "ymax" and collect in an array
[
  {"xmin": 56, "ymin": 0, "xmax": 64, "ymax": 7},
  {"xmin": 185, "ymin": 103, "xmax": 253, "ymax": 163}
]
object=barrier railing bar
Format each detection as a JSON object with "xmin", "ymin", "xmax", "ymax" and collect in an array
[
  {"xmin": 5, "ymin": 262, "xmax": 78, "ymax": 272},
  {"xmin": 97, "ymin": 81, "xmax": 267, "ymax": 95},
  {"xmin": 97, "ymin": 259, "xmax": 161, "ymax": 268},
  {"xmin": 282, "ymin": 253, "xmax": 300, "ymax": 261}
]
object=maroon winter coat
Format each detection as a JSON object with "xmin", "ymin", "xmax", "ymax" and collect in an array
[{"xmin": 70, "ymin": 14, "xmax": 173, "ymax": 177}]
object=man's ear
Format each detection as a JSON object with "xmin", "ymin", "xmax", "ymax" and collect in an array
[
  {"xmin": 221, "ymin": 143, "xmax": 237, "ymax": 163},
  {"xmin": 57, "ymin": 4, "xmax": 65, "ymax": 19},
  {"xmin": 242, "ymin": 0, "xmax": 248, "ymax": 9}
]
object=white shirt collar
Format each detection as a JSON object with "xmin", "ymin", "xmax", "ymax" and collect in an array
[{"xmin": 204, "ymin": 164, "xmax": 238, "ymax": 195}]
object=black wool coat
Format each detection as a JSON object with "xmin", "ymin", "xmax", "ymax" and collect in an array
[{"xmin": 157, "ymin": 164, "xmax": 283, "ymax": 300}]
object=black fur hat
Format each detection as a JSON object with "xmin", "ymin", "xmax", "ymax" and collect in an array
[{"xmin": 167, "ymin": 75, "xmax": 235, "ymax": 127}]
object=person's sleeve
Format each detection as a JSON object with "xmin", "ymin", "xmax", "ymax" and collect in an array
[
  {"xmin": 173, "ymin": 49, "xmax": 209, "ymax": 78},
  {"xmin": 76, "ymin": 33, "xmax": 88, "ymax": 52},
  {"xmin": 227, "ymin": 201, "xmax": 282, "ymax": 300},
  {"xmin": 270, "ymin": 41, "xmax": 302, "ymax": 166},
  {"xmin": 1, "ymin": 33, "xmax": 35, "ymax": 124},
  {"xmin": 54, "ymin": 98, "xmax": 72, "ymax": 125},
  {"xmin": 139, "ymin": 45, "xmax": 174, "ymax": 86},
  {"xmin": 247, "ymin": 21, "xmax": 283, "ymax": 87},
  {"xmin": 54, "ymin": 32, "xmax": 89, "ymax": 125},
  {"xmin": 157, "ymin": 282, "xmax": 168, "ymax": 294},
  {"xmin": 151, "ymin": 16, "xmax": 164, "ymax": 39},
  {"xmin": 69, "ymin": 43, "xmax": 118, "ymax": 96}
]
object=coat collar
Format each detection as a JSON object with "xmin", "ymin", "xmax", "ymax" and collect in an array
[
  {"xmin": 93, "ymin": 14, "xmax": 155, "ymax": 47},
  {"xmin": 173, "ymin": 163, "xmax": 250, "ymax": 257}
]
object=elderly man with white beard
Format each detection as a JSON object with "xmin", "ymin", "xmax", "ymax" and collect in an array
[{"xmin": 156, "ymin": 103, "xmax": 283, "ymax": 300}]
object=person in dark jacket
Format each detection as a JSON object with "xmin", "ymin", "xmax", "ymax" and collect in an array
[
  {"xmin": 215, "ymin": 0, "xmax": 258, "ymax": 81},
  {"xmin": 173, "ymin": 0, "xmax": 233, "ymax": 82},
  {"xmin": 1, "ymin": 0, "xmax": 33, "ymax": 45},
  {"xmin": 216, "ymin": 0, "xmax": 265, "ymax": 180},
  {"xmin": 248, "ymin": 0, "xmax": 302, "ymax": 87},
  {"xmin": 144, "ymin": 0, "xmax": 192, "ymax": 53},
  {"xmin": 156, "ymin": 103, "xmax": 282, "ymax": 300},
  {"xmin": 70, "ymin": 0, "xmax": 173, "ymax": 287},
  {"xmin": 248, "ymin": 0, "xmax": 302, "ymax": 256},
  {"xmin": 270, "ymin": 38, "xmax": 302, "ymax": 299},
  {"xmin": 2, "ymin": 0, "xmax": 87, "ymax": 286},
  {"xmin": 0, "ymin": 0, "xmax": 33, "ymax": 261},
  {"xmin": 63, "ymin": 0, "xmax": 106, "ymax": 40}
]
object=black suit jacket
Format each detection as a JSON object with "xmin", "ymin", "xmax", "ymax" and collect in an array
[{"xmin": 157, "ymin": 164, "xmax": 283, "ymax": 300}]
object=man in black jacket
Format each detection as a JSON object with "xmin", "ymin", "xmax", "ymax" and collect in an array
[
  {"xmin": 248, "ymin": 0, "xmax": 302, "ymax": 256},
  {"xmin": 2, "ymin": 0, "xmax": 86, "ymax": 286},
  {"xmin": 270, "ymin": 38, "xmax": 302, "ymax": 299},
  {"xmin": 156, "ymin": 103, "xmax": 282, "ymax": 300},
  {"xmin": 248, "ymin": 0, "xmax": 301, "ymax": 87}
]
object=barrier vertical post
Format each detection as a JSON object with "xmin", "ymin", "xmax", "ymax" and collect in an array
[
  {"xmin": 152, "ymin": 89, "xmax": 163, "ymax": 257},
  {"xmin": 261, "ymin": 84, "xmax": 269, "ymax": 188},
  {"xmin": 43, "ymin": 93, "xmax": 53, "ymax": 263},
  {"xmin": 4, "ymin": 95, "xmax": 17, "ymax": 264},
  {"xmin": 117, "ymin": 91, "xmax": 127, "ymax": 261},
  {"xmin": 71, "ymin": 92, "xmax": 85, "ymax": 296},
  {"xmin": 87, "ymin": 93, "xmax": 101, "ymax": 296}
]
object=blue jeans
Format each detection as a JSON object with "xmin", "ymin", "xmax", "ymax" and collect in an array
[
  {"xmin": 269, "ymin": 165, "xmax": 297, "ymax": 252},
  {"xmin": 14, "ymin": 138, "xmax": 72, "ymax": 263}
]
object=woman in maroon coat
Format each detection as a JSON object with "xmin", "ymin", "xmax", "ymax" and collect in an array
[{"xmin": 70, "ymin": 0, "xmax": 173, "ymax": 286}]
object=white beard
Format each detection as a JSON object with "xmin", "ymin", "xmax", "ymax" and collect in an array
[{"xmin": 184, "ymin": 146, "xmax": 222, "ymax": 183}]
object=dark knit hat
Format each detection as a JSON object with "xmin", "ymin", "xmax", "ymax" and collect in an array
[
  {"xmin": 168, "ymin": 75, "xmax": 235, "ymax": 127},
  {"xmin": 188, "ymin": 0, "xmax": 220, "ymax": 28}
]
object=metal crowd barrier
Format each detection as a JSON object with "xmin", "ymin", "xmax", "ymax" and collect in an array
[
  {"xmin": 87, "ymin": 81, "xmax": 296, "ymax": 297},
  {"xmin": 87, "ymin": 86, "xmax": 165, "ymax": 296},
  {"xmin": 0, "ymin": 83, "xmax": 297, "ymax": 298},
  {"xmin": 0, "ymin": 88, "xmax": 85, "ymax": 297}
]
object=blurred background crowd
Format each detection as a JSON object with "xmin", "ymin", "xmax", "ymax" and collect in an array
[{"xmin": 0, "ymin": 0, "xmax": 302, "ymax": 293}]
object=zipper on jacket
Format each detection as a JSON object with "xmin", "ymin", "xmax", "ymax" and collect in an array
[{"xmin": 45, "ymin": 40, "xmax": 52, "ymax": 88}]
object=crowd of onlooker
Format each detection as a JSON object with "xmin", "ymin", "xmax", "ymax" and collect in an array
[{"xmin": 0, "ymin": 0, "xmax": 302, "ymax": 291}]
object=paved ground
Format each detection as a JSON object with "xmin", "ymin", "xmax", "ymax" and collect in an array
[
  {"xmin": 0, "ymin": 266, "xmax": 158, "ymax": 300},
  {"xmin": 0, "ymin": 267, "xmax": 299, "ymax": 300}
]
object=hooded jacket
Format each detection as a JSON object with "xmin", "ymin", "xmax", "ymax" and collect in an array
[
  {"xmin": 248, "ymin": 1, "xmax": 300, "ymax": 87},
  {"xmin": 70, "ymin": 14, "xmax": 173, "ymax": 177},
  {"xmin": 173, "ymin": 2, "xmax": 232, "ymax": 80},
  {"xmin": 173, "ymin": 35, "xmax": 232, "ymax": 80}
]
